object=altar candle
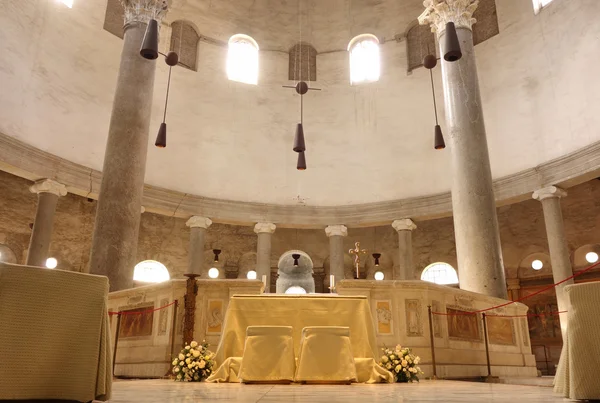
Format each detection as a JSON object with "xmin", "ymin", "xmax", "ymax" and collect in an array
[
  {"xmin": 261, "ymin": 275, "xmax": 267, "ymax": 292},
  {"xmin": 330, "ymin": 274, "xmax": 335, "ymax": 290}
]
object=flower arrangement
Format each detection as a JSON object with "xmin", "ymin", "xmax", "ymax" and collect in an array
[
  {"xmin": 379, "ymin": 345, "xmax": 423, "ymax": 383},
  {"xmin": 171, "ymin": 340, "xmax": 215, "ymax": 382}
]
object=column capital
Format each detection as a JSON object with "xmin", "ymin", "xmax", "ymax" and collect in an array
[
  {"xmin": 29, "ymin": 179, "xmax": 67, "ymax": 197},
  {"xmin": 254, "ymin": 222, "xmax": 276, "ymax": 234},
  {"xmin": 121, "ymin": 0, "xmax": 170, "ymax": 25},
  {"xmin": 418, "ymin": 0, "xmax": 479, "ymax": 34},
  {"xmin": 186, "ymin": 216, "xmax": 212, "ymax": 229},
  {"xmin": 392, "ymin": 219, "xmax": 417, "ymax": 232},
  {"xmin": 325, "ymin": 225, "xmax": 348, "ymax": 237},
  {"xmin": 532, "ymin": 186, "xmax": 567, "ymax": 201}
]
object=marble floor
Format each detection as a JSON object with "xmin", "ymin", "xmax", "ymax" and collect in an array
[{"xmin": 106, "ymin": 379, "xmax": 571, "ymax": 402}]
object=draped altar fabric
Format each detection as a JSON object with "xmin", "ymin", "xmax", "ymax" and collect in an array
[
  {"xmin": 0, "ymin": 264, "xmax": 112, "ymax": 401},
  {"xmin": 207, "ymin": 294, "xmax": 393, "ymax": 383},
  {"xmin": 554, "ymin": 282, "xmax": 600, "ymax": 400}
]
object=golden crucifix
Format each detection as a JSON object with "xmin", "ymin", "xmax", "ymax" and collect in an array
[{"xmin": 349, "ymin": 241, "xmax": 367, "ymax": 279}]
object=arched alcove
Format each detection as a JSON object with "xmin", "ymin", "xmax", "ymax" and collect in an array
[
  {"xmin": 0, "ymin": 244, "xmax": 17, "ymax": 264},
  {"xmin": 420, "ymin": 262, "xmax": 458, "ymax": 285},
  {"xmin": 518, "ymin": 252, "xmax": 552, "ymax": 279},
  {"xmin": 170, "ymin": 20, "xmax": 200, "ymax": 71},
  {"xmin": 572, "ymin": 244, "xmax": 600, "ymax": 271}
]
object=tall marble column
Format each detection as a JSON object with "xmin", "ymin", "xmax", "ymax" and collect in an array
[
  {"xmin": 419, "ymin": 0, "xmax": 507, "ymax": 299},
  {"xmin": 325, "ymin": 225, "xmax": 348, "ymax": 281},
  {"xmin": 254, "ymin": 223, "xmax": 276, "ymax": 293},
  {"xmin": 532, "ymin": 186, "xmax": 574, "ymax": 337},
  {"xmin": 186, "ymin": 216, "xmax": 212, "ymax": 277},
  {"xmin": 88, "ymin": 0, "xmax": 169, "ymax": 291},
  {"xmin": 392, "ymin": 219, "xmax": 417, "ymax": 280},
  {"xmin": 26, "ymin": 179, "xmax": 67, "ymax": 267}
]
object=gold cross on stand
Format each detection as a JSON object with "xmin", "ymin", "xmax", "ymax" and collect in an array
[{"xmin": 349, "ymin": 241, "xmax": 367, "ymax": 279}]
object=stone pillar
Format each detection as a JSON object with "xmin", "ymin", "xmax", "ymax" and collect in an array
[
  {"xmin": 185, "ymin": 216, "xmax": 212, "ymax": 277},
  {"xmin": 88, "ymin": 0, "xmax": 169, "ymax": 291},
  {"xmin": 26, "ymin": 179, "xmax": 67, "ymax": 267},
  {"xmin": 419, "ymin": 0, "xmax": 507, "ymax": 299},
  {"xmin": 392, "ymin": 219, "xmax": 417, "ymax": 280},
  {"xmin": 532, "ymin": 186, "xmax": 574, "ymax": 337},
  {"xmin": 325, "ymin": 225, "xmax": 348, "ymax": 281},
  {"xmin": 254, "ymin": 223, "xmax": 276, "ymax": 293}
]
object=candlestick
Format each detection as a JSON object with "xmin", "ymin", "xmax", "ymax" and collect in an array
[
  {"xmin": 330, "ymin": 274, "xmax": 335, "ymax": 293},
  {"xmin": 261, "ymin": 275, "xmax": 267, "ymax": 293}
]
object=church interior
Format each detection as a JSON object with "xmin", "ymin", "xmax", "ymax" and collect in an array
[{"xmin": 1, "ymin": 0, "xmax": 599, "ymax": 401}]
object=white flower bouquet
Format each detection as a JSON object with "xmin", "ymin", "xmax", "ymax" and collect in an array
[
  {"xmin": 171, "ymin": 340, "xmax": 216, "ymax": 382},
  {"xmin": 379, "ymin": 345, "xmax": 423, "ymax": 383}
]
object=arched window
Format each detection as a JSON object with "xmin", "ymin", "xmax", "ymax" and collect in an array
[
  {"xmin": 533, "ymin": 0, "xmax": 553, "ymax": 14},
  {"xmin": 133, "ymin": 260, "xmax": 170, "ymax": 283},
  {"xmin": 348, "ymin": 34, "xmax": 380, "ymax": 85},
  {"xmin": 285, "ymin": 286, "xmax": 307, "ymax": 295},
  {"xmin": 421, "ymin": 262, "xmax": 458, "ymax": 285},
  {"xmin": 227, "ymin": 34, "xmax": 259, "ymax": 85},
  {"xmin": 170, "ymin": 20, "xmax": 200, "ymax": 71}
]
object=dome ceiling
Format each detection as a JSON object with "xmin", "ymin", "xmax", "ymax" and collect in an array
[{"xmin": 0, "ymin": 0, "xmax": 599, "ymax": 209}]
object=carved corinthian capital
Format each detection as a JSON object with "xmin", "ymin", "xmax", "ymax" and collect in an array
[
  {"xmin": 418, "ymin": 0, "xmax": 479, "ymax": 34},
  {"xmin": 121, "ymin": 0, "xmax": 170, "ymax": 25}
]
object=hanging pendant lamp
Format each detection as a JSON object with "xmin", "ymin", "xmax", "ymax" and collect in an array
[
  {"xmin": 212, "ymin": 249, "xmax": 221, "ymax": 263},
  {"xmin": 424, "ymin": 53, "xmax": 446, "ymax": 150},
  {"xmin": 140, "ymin": 19, "xmax": 159, "ymax": 60},
  {"xmin": 297, "ymin": 151, "xmax": 306, "ymax": 170},
  {"xmin": 443, "ymin": 22, "xmax": 462, "ymax": 62},
  {"xmin": 154, "ymin": 51, "xmax": 178, "ymax": 148},
  {"xmin": 292, "ymin": 253, "xmax": 301, "ymax": 266},
  {"xmin": 293, "ymin": 123, "xmax": 305, "ymax": 152},
  {"xmin": 372, "ymin": 253, "xmax": 381, "ymax": 267},
  {"xmin": 434, "ymin": 125, "xmax": 445, "ymax": 149}
]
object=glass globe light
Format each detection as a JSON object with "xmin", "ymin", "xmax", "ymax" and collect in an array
[
  {"xmin": 247, "ymin": 270, "xmax": 257, "ymax": 280},
  {"xmin": 531, "ymin": 260, "xmax": 543, "ymax": 270},
  {"xmin": 585, "ymin": 252, "xmax": 599, "ymax": 263},
  {"xmin": 208, "ymin": 267, "xmax": 219, "ymax": 279},
  {"xmin": 45, "ymin": 257, "xmax": 58, "ymax": 269},
  {"xmin": 374, "ymin": 271, "xmax": 384, "ymax": 281}
]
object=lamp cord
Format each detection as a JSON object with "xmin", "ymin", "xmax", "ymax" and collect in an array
[
  {"xmin": 162, "ymin": 65, "xmax": 172, "ymax": 123},
  {"xmin": 429, "ymin": 68, "xmax": 439, "ymax": 126}
]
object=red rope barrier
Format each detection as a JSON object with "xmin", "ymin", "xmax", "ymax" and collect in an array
[
  {"xmin": 431, "ymin": 260, "xmax": 600, "ymax": 316},
  {"xmin": 108, "ymin": 300, "xmax": 177, "ymax": 316}
]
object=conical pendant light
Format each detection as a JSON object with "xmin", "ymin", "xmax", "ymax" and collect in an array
[
  {"xmin": 424, "ymin": 52, "xmax": 446, "ymax": 150},
  {"xmin": 155, "ymin": 123, "xmax": 167, "ymax": 148},
  {"xmin": 443, "ymin": 22, "xmax": 462, "ymax": 62},
  {"xmin": 292, "ymin": 253, "xmax": 301, "ymax": 266},
  {"xmin": 140, "ymin": 19, "xmax": 159, "ymax": 60},
  {"xmin": 293, "ymin": 123, "xmax": 305, "ymax": 152},
  {"xmin": 154, "ymin": 51, "xmax": 178, "ymax": 148},
  {"xmin": 434, "ymin": 125, "xmax": 445, "ymax": 149},
  {"xmin": 297, "ymin": 151, "xmax": 306, "ymax": 170}
]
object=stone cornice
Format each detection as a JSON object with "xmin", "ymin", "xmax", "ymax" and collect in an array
[
  {"xmin": 325, "ymin": 225, "xmax": 348, "ymax": 237},
  {"xmin": 392, "ymin": 219, "xmax": 417, "ymax": 232},
  {"xmin": 186, "ymin": 216, "xmax": 212, "ymax": 229},
  {"xmin": 254, "ymin": 222, "xmax": 276, "ymax": 234},
  {"xmin": 29, "ymin": 179, "xmax": 67, "ymax": 197},
  {"xmin": 532, "ymin": 186, "xmax": 567, "ymax": 201},
  {"xmin": 0, "ymin": 133, "xmax": 599, "ymax": 228},
  {"xmin": 122, "ymin": 0, "xmax": 170, "ymax": 25},
  {"xmin": 419, "ymin": 0, "xmax": 479, "ymax": 34}
]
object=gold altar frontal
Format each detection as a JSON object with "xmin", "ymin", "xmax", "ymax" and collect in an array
[{"xmin": 207, "ymin": 294, "xmax": 393, "ymax": 383}]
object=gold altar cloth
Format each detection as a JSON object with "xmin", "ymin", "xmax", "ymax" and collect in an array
[{"xmin": 207, "ymin": 294, "xmax": 393, "ymax": 383}]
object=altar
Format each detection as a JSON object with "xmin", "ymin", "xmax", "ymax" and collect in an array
[
  {"xmin": 207, "ymin": 294, "xmax": 392, "ymax": 383},
  {"xmin": 107, "ymin": 279, "xmax": 538, "ymax": 380}
]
